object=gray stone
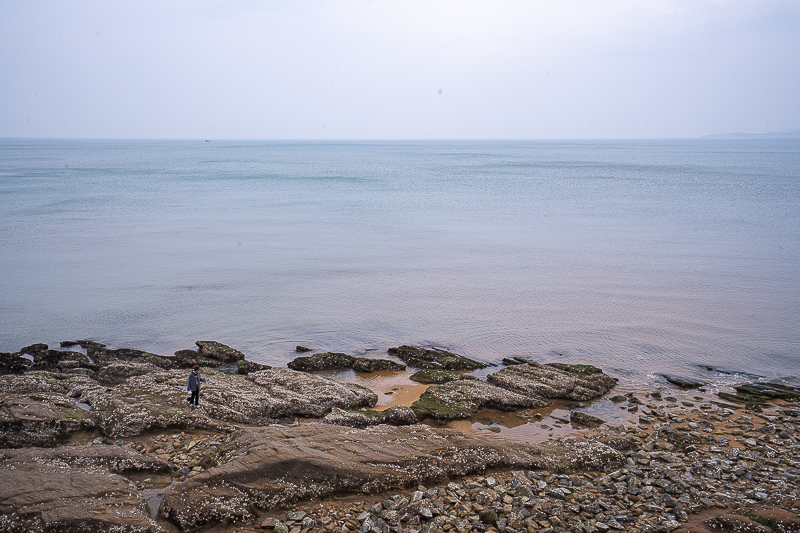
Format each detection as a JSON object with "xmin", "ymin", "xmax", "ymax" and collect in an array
[
  {"xmin": 659, "ymin": 373, "xmax": 707, "ymax": 389},
  {"xmin": 571, "ymin": 411, "xmax": 606, "ymax": 428},
  {"xmin": 487, "ymin": 362, "xmax": 617, "ymax": 403}
]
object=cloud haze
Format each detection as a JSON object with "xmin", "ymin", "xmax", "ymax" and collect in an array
[{"xmin": 1, "ymin": 0, "xmax": 799, "ymax": 139}]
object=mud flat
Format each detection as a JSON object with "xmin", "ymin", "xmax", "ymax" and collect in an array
[{"xmin": 1, "ymin": 341, "xmax": 799, "ymax": 533}]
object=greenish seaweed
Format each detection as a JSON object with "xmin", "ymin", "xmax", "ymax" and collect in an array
[
  {"xmin": 409, "ymin": 369, "xmax": 476, "ymax": 384},
  {"xmin": 411, "ymin": 389, "xmax": 472, "ymax": 421}
]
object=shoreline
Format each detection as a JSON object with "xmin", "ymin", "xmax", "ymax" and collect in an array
[{"xmin": 2, "ymin": 340, "xmax": 799, "ymax": 532}]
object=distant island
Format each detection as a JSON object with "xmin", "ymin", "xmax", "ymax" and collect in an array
[{"xmin": 702, "ymin": 129, "xmax": 800, "ymax": 139}]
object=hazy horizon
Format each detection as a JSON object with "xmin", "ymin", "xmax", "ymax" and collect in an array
[{"xmin": 2, "ymin": 1, "xmax": 799, "ymax": 140}]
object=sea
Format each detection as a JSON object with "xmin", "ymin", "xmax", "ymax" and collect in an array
[{"xmin": 2, "ymin": 138, "xmax": 799, "ymax": 394}]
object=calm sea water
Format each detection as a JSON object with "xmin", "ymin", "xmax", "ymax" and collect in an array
[{"xmin": 1, "ymin": 139, "xmax": 799, "ymax": 388}]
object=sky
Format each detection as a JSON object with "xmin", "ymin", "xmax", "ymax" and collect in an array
[{"xmin": 1, "ymin": 0, "xmax": 799, "ymax": 139}]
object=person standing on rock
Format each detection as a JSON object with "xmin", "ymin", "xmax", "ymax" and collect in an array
[{"xmin": 187, "ymin": 365, "xmax": 205, "ymax": 407}]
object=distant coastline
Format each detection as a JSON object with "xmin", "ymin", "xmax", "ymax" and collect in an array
[{"xmin": 701, "ymin": 129, "xmax": 800, "ymax": 139}]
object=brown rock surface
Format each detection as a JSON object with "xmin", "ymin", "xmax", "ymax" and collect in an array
[
  {"xmin": 748, "ymin": 506, "xmax": 800, "ymax": 531},
  {"xmin": 159, "ymin": 423, "xmax": 624, "ymax": 530},
  {"xmin": 0, "ymin": 391, "xmax": 95, "ymax": 448},
  {"xmin": 705, "ymin": 513, "xmax": 774, "ymax": 532},
  {"xmin": 0, "ymin": 444, "xmax": 171, "ymax": 474},
  {"xmin": 0, "ymin": 461, "xmax": 163, "ymax": 532}
]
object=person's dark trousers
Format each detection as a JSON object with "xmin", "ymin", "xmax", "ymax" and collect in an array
[{"xmin": 188, "ymin": 390, "xmax": 199, "ymax": 406}]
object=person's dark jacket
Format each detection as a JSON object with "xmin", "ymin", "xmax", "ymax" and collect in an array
[{"xmin": 187, "ymin": 371, "xmax": 205, "ymax": 391}]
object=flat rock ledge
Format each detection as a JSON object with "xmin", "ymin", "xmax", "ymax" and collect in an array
[
  {"xmin": 159, "ymin": 423, "xmax": 625, "ymax": 530},
  {"xmin": 0, "ymin": 445, "xmax": 169, "ymax": 533}
]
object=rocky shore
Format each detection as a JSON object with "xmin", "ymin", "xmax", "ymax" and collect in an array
[{"xmin": 1, "ymin": 340, "xmax": 800, "ymax": 533}]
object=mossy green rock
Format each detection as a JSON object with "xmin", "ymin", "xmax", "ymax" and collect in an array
[
  {"xmin": 547, "ymin": 363, "xmax": 603, "ymax": 376},
  {"xmin": 412, "ymin": 380, "xmax": 542, "ymax": 421},
  {"xmin": 351, "ymin": 358, "xmax": 405, "ymax": 372},
  {"xmin": 322, "ymin": 405, "xmax": 417, "ymax": 427},
  {"xmin": 196, "ymin": 340, "xmax": 246, "ymax": 363},
  {"xmin": 237, "ymin": 359, "xmax": 271, "ymax": 375},
  {"xmin": 388, "ymin": 345, "xmax": 488, "ymax": 371},
  {"xmin": 289, "ymin": 352, "xmax": 355, "ymax": 370},
  {"xmin": 409, "ymin": 368, "xmax": 477, "ymax": 384},
  {"xmin": 288, "ymin": 352, "xmax": 405, "ymax": 373}
]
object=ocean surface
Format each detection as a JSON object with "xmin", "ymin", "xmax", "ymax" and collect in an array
[{"xmin": 2, "ymin": 138, "xmax": 799, "ymax": 389}]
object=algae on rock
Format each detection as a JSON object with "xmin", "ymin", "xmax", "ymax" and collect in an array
[{"xmin": 388, "ymin": 345, "xmax": 489, "ymax": 371}]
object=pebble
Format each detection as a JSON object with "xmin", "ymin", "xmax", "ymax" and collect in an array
[{"xmin": 130, "ymin": 432, "xmax": 228, "ymax": 485}]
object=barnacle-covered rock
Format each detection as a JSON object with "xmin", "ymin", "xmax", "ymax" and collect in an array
[
  {"xmin": 0, "ymin": 444, "xmax": 171, "ymax": 474},
  {"xmin": 95, "ymin": 361, "xmax": 163, "ymax": 384},
  {"xmin": 0, "ymin": 459, "xmax": 163, "ymax": 532},
  {"xmin": 69, "ymin": 367, "xmax": 378, "ymax": 437},
  {"xmin": 0, "ymin": 372, "xmax": 96, "ymax": 448},
  {"xmin": 412, "ymin": 380, "xmax": 546, "ymax": 421},
  {"xmin": 246, "ymin": 367, "xmax": 378, "ymax": 416},
  {"xmin": 0, "ymin": 391, "xmax": 96, "ymax": 448},
  {"xmin": 0, "ymin": 371, "xmax": 70, "ymax": 395},
  {"xmin": 487, "ymin": 361, "xmax": 617, "ymax": 403},
  {"xmin": 69, "ymin": 370, "xmax": 234, "ymax": 438},
  {"xmin": 159, "ymin": 423, "xmax": 624, "ymax": 530},
  {"xmin": 236, "ymin": 359, "xmax": 271, "ymax": 375},
  {"xmin": 387, "ymin": 345, "xmax": 489, "ymax": 371},
  {"xmin": 322, "ymin": 406, "xmax": 417, "ymax": 427},
  {"xmin": 195, "ymin": 340, "xmax": 246, "ymax": 363}
]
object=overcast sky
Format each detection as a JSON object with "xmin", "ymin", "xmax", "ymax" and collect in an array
[{"xmin": 1, "ymin": 0, "xmax": 799, "ymax": 139}]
